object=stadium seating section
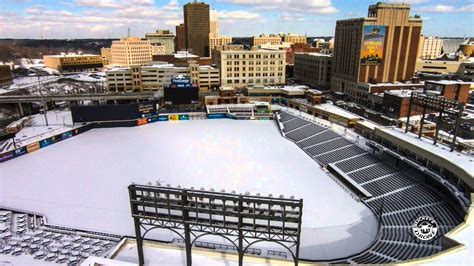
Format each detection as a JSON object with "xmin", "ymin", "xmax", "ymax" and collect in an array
[{"xmin": 277, "ymin": 112, "xmax": 465, "ymax": 264}]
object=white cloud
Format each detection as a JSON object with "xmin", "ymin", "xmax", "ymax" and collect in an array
[
  {"xmin": 390, "ymin": 0, "xmax": 430, "ymax": 4},
  {"xmin": 219, "ymin": 0, "xmax": 338, "ymax": 15},
  {"xmin": 217, "ymin": 10, "xmax": 263, "ymax": 21},
  {"xmin": 0, "ymin": 0, "xmax": 181, "ymax": 38},
  {"xmin": 75, "ymin": 0, "xmax": 123, "ymax": 9},
  {"xmin": 415, "ymin": 4, "xmax": 474, "ymax": 13}
]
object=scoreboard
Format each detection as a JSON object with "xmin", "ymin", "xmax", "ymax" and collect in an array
[{"xmin": 164, "ymin": 76, "xmax": 199, "ymax": 105}]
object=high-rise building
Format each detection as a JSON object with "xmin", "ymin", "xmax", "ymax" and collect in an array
[
  {"xmin": 213, "ymin": 47, "xmax": 286, "ymax": 88},
  {"xmin": 294, "ymin": 53, "xmax": 332, "ymax": 89},
  {"xmin": 418, "ymin": 36, "xmax": 443, "ymax": 59},
  {"xmin": 331, "ymin": 3, "xmax": 422, "ymax": 102},
  {"xmin": 210, "ymin": 9, "xmax": 219, "ymax": 38},
  {"xmin": 184, "ymin": 2, "xmax": 210, "ymax": 57},
  {"xmin": 111, "ymin": 37, "xmax": 153, "ymax": 66},
  {"xmin": 175, "ymin": 24, "xmax": 186, "ymax": 52},
  {"xmin": 145, "ymin": 29, "xmax": 176, "ymax": 54}
]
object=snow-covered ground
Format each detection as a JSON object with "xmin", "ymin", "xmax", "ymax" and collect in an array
[
  {"xmin": 1, "ymin": 111, "xmax": 74, "ymax": 153},
  {"xmin": 0, "ymin": 119, "xmax": 377, "ymax": 260},
  {"xmin": 112, "ymin": 241, "xmax": 301, "ymax": 266}
]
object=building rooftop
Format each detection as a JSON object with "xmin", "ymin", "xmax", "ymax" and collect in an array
[
  {"xmin": 296, "ymin": 52, "xmax": 333, "ymax": 57},
  {"xmin": 426, "ymin": 80, "xmax": 472, "ymax": 85},
  {"xmin": 44, "ymin": 54, "xmax": 100, "ymax": 58},
  {"xmin": 385, "ymin": 89, "xmax": 423, "ymax": 98},
  {"xmin": 378, "ymin": 126, "xmax": 474, "ymax": 178},
  {"xmin": 312, "ymin": 103, "xmax": 361, "ymax": 120}
]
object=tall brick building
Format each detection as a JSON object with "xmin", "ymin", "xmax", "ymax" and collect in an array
[
  {"xmin": 175, "ymin": 23, "xmax": 186, "ymax": 52},
  {"xmin": 331, "ymin": 3, "xmax": 422, "ymax": 103},
  {"xmin": 184, "ymin": 2, "xmax": 210, "ymax": 57}
]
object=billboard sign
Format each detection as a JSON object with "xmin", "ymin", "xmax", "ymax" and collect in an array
[
  {"xmin": 178, "ymin": 114, "xmax": 189, "ymax": 120},
  {"xmin": 157, "ymin": 115, "xmax": 169, "ymax": 122},
  {"xmin": 0, "ymin": 151, "xmax": 14, "ymax": 162},
  {"xmin": 26, "ymin": 142, "xmax": 40, "ymax": 153},
  {"xmin": 360, "ymin": 25, "xmax": 386, "ymax": 66},
  {"xmin": 39, "ymin": 138, "xmax": 53, "ymax": 148},
  {"xmin": 14, "ymin": 147, "xmax": 27, "ymax": 157}
]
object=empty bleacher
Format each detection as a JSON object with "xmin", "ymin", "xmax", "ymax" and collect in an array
[
  {"xmin": 281, "ymin": 117, "xmax": 310, "ymax": 133},
  {"xmin": 276, "ymin": 111, "xmax": 465, "ymax": 264}
]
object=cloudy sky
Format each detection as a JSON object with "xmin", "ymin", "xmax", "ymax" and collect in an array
[{"xmin": 0, "ymin": 0, "xmax": 473, "ymax": 39}]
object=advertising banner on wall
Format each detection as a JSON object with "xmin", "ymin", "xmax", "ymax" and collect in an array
[
  {"xmin": 178, "ymin": 114, "xmax": 189, "ymax": 120},
  {"xmin": 0, "ymin": 151, "xmax": 14, "ymax": 162},
  {"xmin": 62, "ymin": 131, "xmax": 73, "ymax": 140},
  {"xmin": 360, "ymin": 25, "xmax": 386, "ymax": 66},
  {"xmin": 207, "ymin": 114, "xmax": 226, "ymax": 119},
  {"xmin": 15, "ymin": 147, "xmax": 27, "ymax": 157},
  {"xmin": 26, "ymin": 142, "xmax": 40, "ymax": 153},
  {"xmin": 39, "ymin": 138, "xmax": 53, "ymax": 148},
  {"xmin": 157, "ymin": 115, "xmax": 169, "ymax": 122},
  {"xmin": 169, "ymin": 114, "xmax": 179, "ymax": 121},
  {"xmin": 137, "ymin": 118, "xmax": 148, "ymax": 126}
]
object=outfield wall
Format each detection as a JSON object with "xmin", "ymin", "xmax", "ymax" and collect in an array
[{"xmin": 0, "ymin": 111, "xmax": 272, "ymax": 163}]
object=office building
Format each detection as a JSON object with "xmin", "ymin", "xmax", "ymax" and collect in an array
[
  {"xmin": 184, "ymin": 2, "xmax": 210, "ymax": 57},
  {"xmin": 210, "ymin": 36, "xmax": 233, "ymax": 54},
  {"xmin": 210, "ymin": 9, "xmax": 219, "ymax": 38},
  {"xmin": 331, "ymin": 3, "xmax": 422, "ymax": 103},
  {"xmin": 415, "ymin": 59, "xmax": 461, "ymax": 74},
  {"xmin": 100, "ymin": 48, "xmax": 112, "ymax": 66},
  {"xmin": 175, "ymin": 23, "xmax": 186, "ymax": 52},
  {"xmin": 253, "ymin": 34, "xmax": 282, "ymax": 47},
  {"xmin": 286, "ymin": 43, "xmax": 320, "ymax": 65},
  {"xmin": 418, "ymin": 36, "xmax": 443, "ymax": 60},
  {"xmin": 43, "ymin": 54, "xmax": 103, "ymax": 73},
  {"xmin": 111, "ymin": 37, "xmax": 153, "ymax": 66},
  {"xmin": 152, "ymin": 51, "xmax": 212, "ymax": 67},
  {"xmin": 106, "ymin": 63, "xmax": 219, "ymax": 93},
  {"xmin": 424, "ymin": 80, "xmax": 471, "ymax": 104},
  {"xmin": 282, "ymin": 34, "xmax": 307, "ymax": 44},
  {"xmin": 145, "ymin": 29, "xmax": 175, "ymax": 54},
  {"xmin": 213, "ymin": 48, "xmax": 286, "ymax": 88},
  {"xmin": 294, "ymin": 53, "xmax": 332, "ymax": 89},
  {"xmin": 152, "ymin": 45, "xmax": 166, "ymax": 55},
  {"xmin": 0, "ymin": 65, "xmax": 13, "ymax": 88},
  {"xmin": 313, "ymin": 38, "xmax": 334, "ymax": 50}
]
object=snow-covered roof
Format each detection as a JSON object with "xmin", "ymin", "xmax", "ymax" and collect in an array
[
  {"xmin": 376, "ymin": 127, "xmax": 474, "ymax": 179},
  {"xmin": 45, "ymin": 54, "xmax": 100, "ymax": 58},
  {"xmin": 312, "ymin": 104, "xmax": 360, "ymax": 120}
]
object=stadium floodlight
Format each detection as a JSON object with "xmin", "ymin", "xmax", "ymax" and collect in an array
[
  {"xmin": 268, "ymin": 194, "xmax": 273, "ymax": 197},
  {"xmin": 220, "ymin": 189, "xmax": 225, "ymax": 193},
  {"xmin": 129, "ymin": 184, "xmax": 304, "ymax": 266},
  {"xmin": 156, "ymin": 181, "xmax": 161, "ymax": 186},
  {"xmin": 279, "ymin": 194, "xmax": 285, "ymax": 198}
]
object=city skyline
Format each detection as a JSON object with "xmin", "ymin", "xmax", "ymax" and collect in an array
[{"xmin": 0, "ymin": 0, "xmax": 473, "ymax": 39}]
